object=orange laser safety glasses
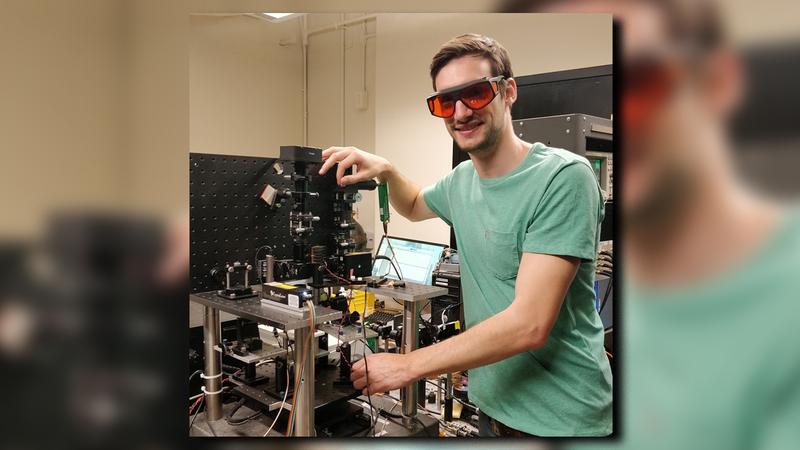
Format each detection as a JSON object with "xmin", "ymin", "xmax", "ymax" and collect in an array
[{"xmin": 426, "ymin": 76, "xmax": 505, "ymax": 118}]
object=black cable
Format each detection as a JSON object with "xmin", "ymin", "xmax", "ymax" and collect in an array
[
  {"xmin": 361, "ymin": 287, "xmax": 376, "ymax": 436},
  {"xmin": 225, "ymin": 397, "xmax": 263, "ymax": 426},
  {"xmin": 374, "ymin": 255, "xmax": 402, "ymax": 280},
  {"xmin": 424, "ymin": 379, "xmax": 473, "ymax": 408},
  {"xmin": 255, "ymin": 245, "xmax": 273, "ymax": 263},
  {"xmin": 379, "ymin": 408, "xmax": 403, "ymax": 419},
  {"xmin": 417, "ymin": 299, "xmax": 432, "ymax": 323},
  {"xmin": 188, "ymin": 396, "xmax": 204, "ymax": 432},
  {"xmin": 254, "ymin": 245, "xmax": 273, "ymax": 280},
  {"xmin": 382, "ymin": 227, "xmax": 405, "ymax": 280},
  {"xmin": 362, "ymin": 400, "xmax": 431, "ymax": 436}
]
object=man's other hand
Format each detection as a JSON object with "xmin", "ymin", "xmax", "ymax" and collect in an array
[{"xmin": 350, "ymin": 352, "xmax": 415, "ymax": 396}]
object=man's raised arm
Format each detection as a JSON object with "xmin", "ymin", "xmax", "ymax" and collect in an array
[{"xmin": 319, "ymin": 146, "xmax": 437, "ymax": 222}]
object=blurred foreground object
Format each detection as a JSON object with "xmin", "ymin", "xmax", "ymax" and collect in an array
[
  {"xmin": 0, "ymin": 214, "xmax": 185, "ymax": 448},
  {"xmin": 504, "ymin": 0, "xmax": 800, "ymax": 449}
]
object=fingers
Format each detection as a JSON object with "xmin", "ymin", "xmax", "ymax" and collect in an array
[
  {"xmin": 353, "ymin": 376, "xmax": 367, "ymax": 390},
  {"xmin": 350, "ymin": 359, "xmax": 365, "ymax": 379},
  {"xmin": 339, "ymin": 170, "xmax": 374, "ymax": 186},
  {"xmin": 336, "ymin": 153, "xmax": 359, "ymax": 186},
  {"xmin": 318, "ymin": 148, "xmax": 346, "ymax": 175},
  {"xmin": 321, "ymin": 146, "xmax": 346, "ymax": 160}
]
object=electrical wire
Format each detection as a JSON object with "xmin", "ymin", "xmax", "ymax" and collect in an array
[
  {"xmin": 323, "ymin": 264, "xmax": 353, "ymax": 285},
  {"xmin": 362, "ymin": 287, "xmax": 376, "ymax": 436},
  {"xmin": 255, "ymin": 245, "xmax": 273, "ymax": 262},
  {"xmin": 363, "ymin": 394, "xmax": 436, "ymax": 437},
  {"xmin": 188, "ymin": 396, "xmax": 204, "ymax": 432},
  {"xmin": 424, "ymin": 378, "xmax": 473, "ymax": 408},
  {"xmin": 382, "ymin": 228, "xmax": 405, "ymax": 280},
  {"xmin": 225, "ymin": 398, "xmax": 263, "ymax": 426},
  {"xmin": 374, "ymin": 255, "xmax": 402, "ymax": 280},
  {"xmin": 254, "ymin": 245, "xmax": 273, "ymax": 280},
  {"xmin": 379, "ymin": 398, "xmax": 400, "ymax": 435},
  {"xmin": 263, "ymin": 360, "xmax": 291, "ymax": 436},
  {"xmin": 439, "ymin": 303, "xmax": 460, "ymax": 326},
  {"xmin": 334, "ymin": 294, "xmax": 355, "ymax": 360},
  {"xmin": 189, "ymin": 394, "xmax": 204, "ymax": 415}
]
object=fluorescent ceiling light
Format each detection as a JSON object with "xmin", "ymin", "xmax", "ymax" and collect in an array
[{"xmin": 262, "ymin": 13, "xmax": 294, "ymax": 19}]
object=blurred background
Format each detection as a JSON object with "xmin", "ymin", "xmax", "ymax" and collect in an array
[{"xmin": 2, "ymin": 0, "xmax": 799, "ymax": 449}]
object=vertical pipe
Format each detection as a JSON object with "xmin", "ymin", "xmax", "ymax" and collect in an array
[
  {"xmin": 203, "ymin": 306, "xmax": 222, "ymax": 420},
  {"xmin": 435, "ymin": 376, "xmax": 442, "ymax": 413},
  {"xmin": 264, "ymin": 254, "xmax": 275, "ymax": 283},
  {"xmin": 401, "ymin": 301, "xmax": 420, "ymax": 419},
  {"xmin": 340, "ymin": 13, "xmax": 346, "ymax": 146},
  {"xmin": 292, "ymin": 326, "xmax": 316, "ymax": 436},
  {"xmin": 301, "ymin": 15, "xmax": 308, "ymax": 146},
  {"xmin": 444, "ymin": 372, "xmax": 453, "ymax": 421}
]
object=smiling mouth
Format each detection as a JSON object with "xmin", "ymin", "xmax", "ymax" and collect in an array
[{"xmin": 454, "ymin": 121, "xmax": 483, "ymax": 135}]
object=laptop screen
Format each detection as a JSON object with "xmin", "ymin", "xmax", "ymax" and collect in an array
[{"xmin": 372, "ymin": 236, "xmax": 446, "ymax": 285}]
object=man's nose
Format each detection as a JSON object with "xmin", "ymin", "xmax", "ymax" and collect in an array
[{"xmin": 453, "ymin": 99, "xmax": 473, "ymax": 122}]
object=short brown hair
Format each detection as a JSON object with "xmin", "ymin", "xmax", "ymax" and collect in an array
[{"xmin": 429, "ymin": 34, "xmax": 514, "ymax": 91}]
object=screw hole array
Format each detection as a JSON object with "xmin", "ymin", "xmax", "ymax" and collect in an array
[{"xmin": 189, "ymin": 153, "xmax": 339, "ymax": 293}]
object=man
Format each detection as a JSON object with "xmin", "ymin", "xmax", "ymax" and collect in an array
[
  {"xmin": 318, "ymin": 34, "xmax": 612, "ymax": 437},
  {"xmin": 510, "ymin": 1, "xmax": 800, "ymax": 449}
]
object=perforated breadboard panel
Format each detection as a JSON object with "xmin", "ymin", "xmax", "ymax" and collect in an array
[{"xmin": 189, "ymin": 152, "xmax": 338, "ymax": 293}]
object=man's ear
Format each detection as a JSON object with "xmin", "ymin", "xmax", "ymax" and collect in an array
[
  {"xmin": 504, "ymin": 77, "xmax": 518, "ymax": 107},
  {"xmin": 700, "ymin": 49, "xmax": 744, "ymax": 120}
]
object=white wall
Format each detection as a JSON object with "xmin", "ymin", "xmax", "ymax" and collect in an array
[
  {"xmin": 375, "ymin": 13, "xmax": 613, "ymax": 245},
  {"xmin": 0, "ymin": 0, "xmax": 125, "ymax": 238},
  {"xmin": 306, "ymin": 13, "xmax": 377, "ymax": 246},
  {"xmin": 189, "ymin": 14, "xmax": 303, "ymax": 157},
  {"xmin": 187, "ymin": 13, "xmax": 611, "ymax": 252},
  {"xmin": 189, "ymin": 13, "xmax": 379, "ymax": 245}
]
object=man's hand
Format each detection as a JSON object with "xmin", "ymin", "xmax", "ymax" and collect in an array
[
  {"xmin": 319, "ymin": 146, "xmax": 393, "ymax": 187},
  {"xmin": 350, "ymin": 352, "xmax": 416, "ymax": 396}
]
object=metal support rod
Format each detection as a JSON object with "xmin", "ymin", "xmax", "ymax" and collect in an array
[
  {"xmin": 306, "ymin": 13, "xmax": 377, "ymax": 37},
  {"xmin": 264, "ymin": 254, "xmax": 275, "ymax": 283},
  {"xmin": 401, "ymin": 301, "xmax": 421, "ymax": 419},
  {"xmin": 444, "ymin": 372, "xmax": 453, "ymax": 422},
  {"xmin": 292, "ymin": 326, "xmax": 316, "ymax": 436},
  {"xmin": 435, "ymin": 376, "xmax": 443, "ymax": 412},
  {"xmin": 203, "ymin": 306, "xmax": 222, "ymax": 421}
]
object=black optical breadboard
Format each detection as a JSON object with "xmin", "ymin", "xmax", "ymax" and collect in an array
[{"xmin": 189, "ymin": 152, "xmax": 338, "ymax": 293}]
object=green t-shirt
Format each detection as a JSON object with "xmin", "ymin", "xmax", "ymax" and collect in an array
[
  {"xmin": 573, "ymin": 206, "xmax": 800, "ymax": 450},
  {"xmin": 423, "ymin": 142, "xmax": 612, "ymax": 436}
]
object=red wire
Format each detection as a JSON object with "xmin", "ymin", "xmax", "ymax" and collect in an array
[
  {"xmin": 189, "ymin": 395, "xmax": 204, "ymax": 415},
  {"xmin": 324, "ymin": 266, "xmax": 352, "ymax": 285}
]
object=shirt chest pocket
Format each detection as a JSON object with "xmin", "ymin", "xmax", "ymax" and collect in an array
[{"xmin": 484, "ymin": 229, "xmax": 521, "ymax": 280}]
